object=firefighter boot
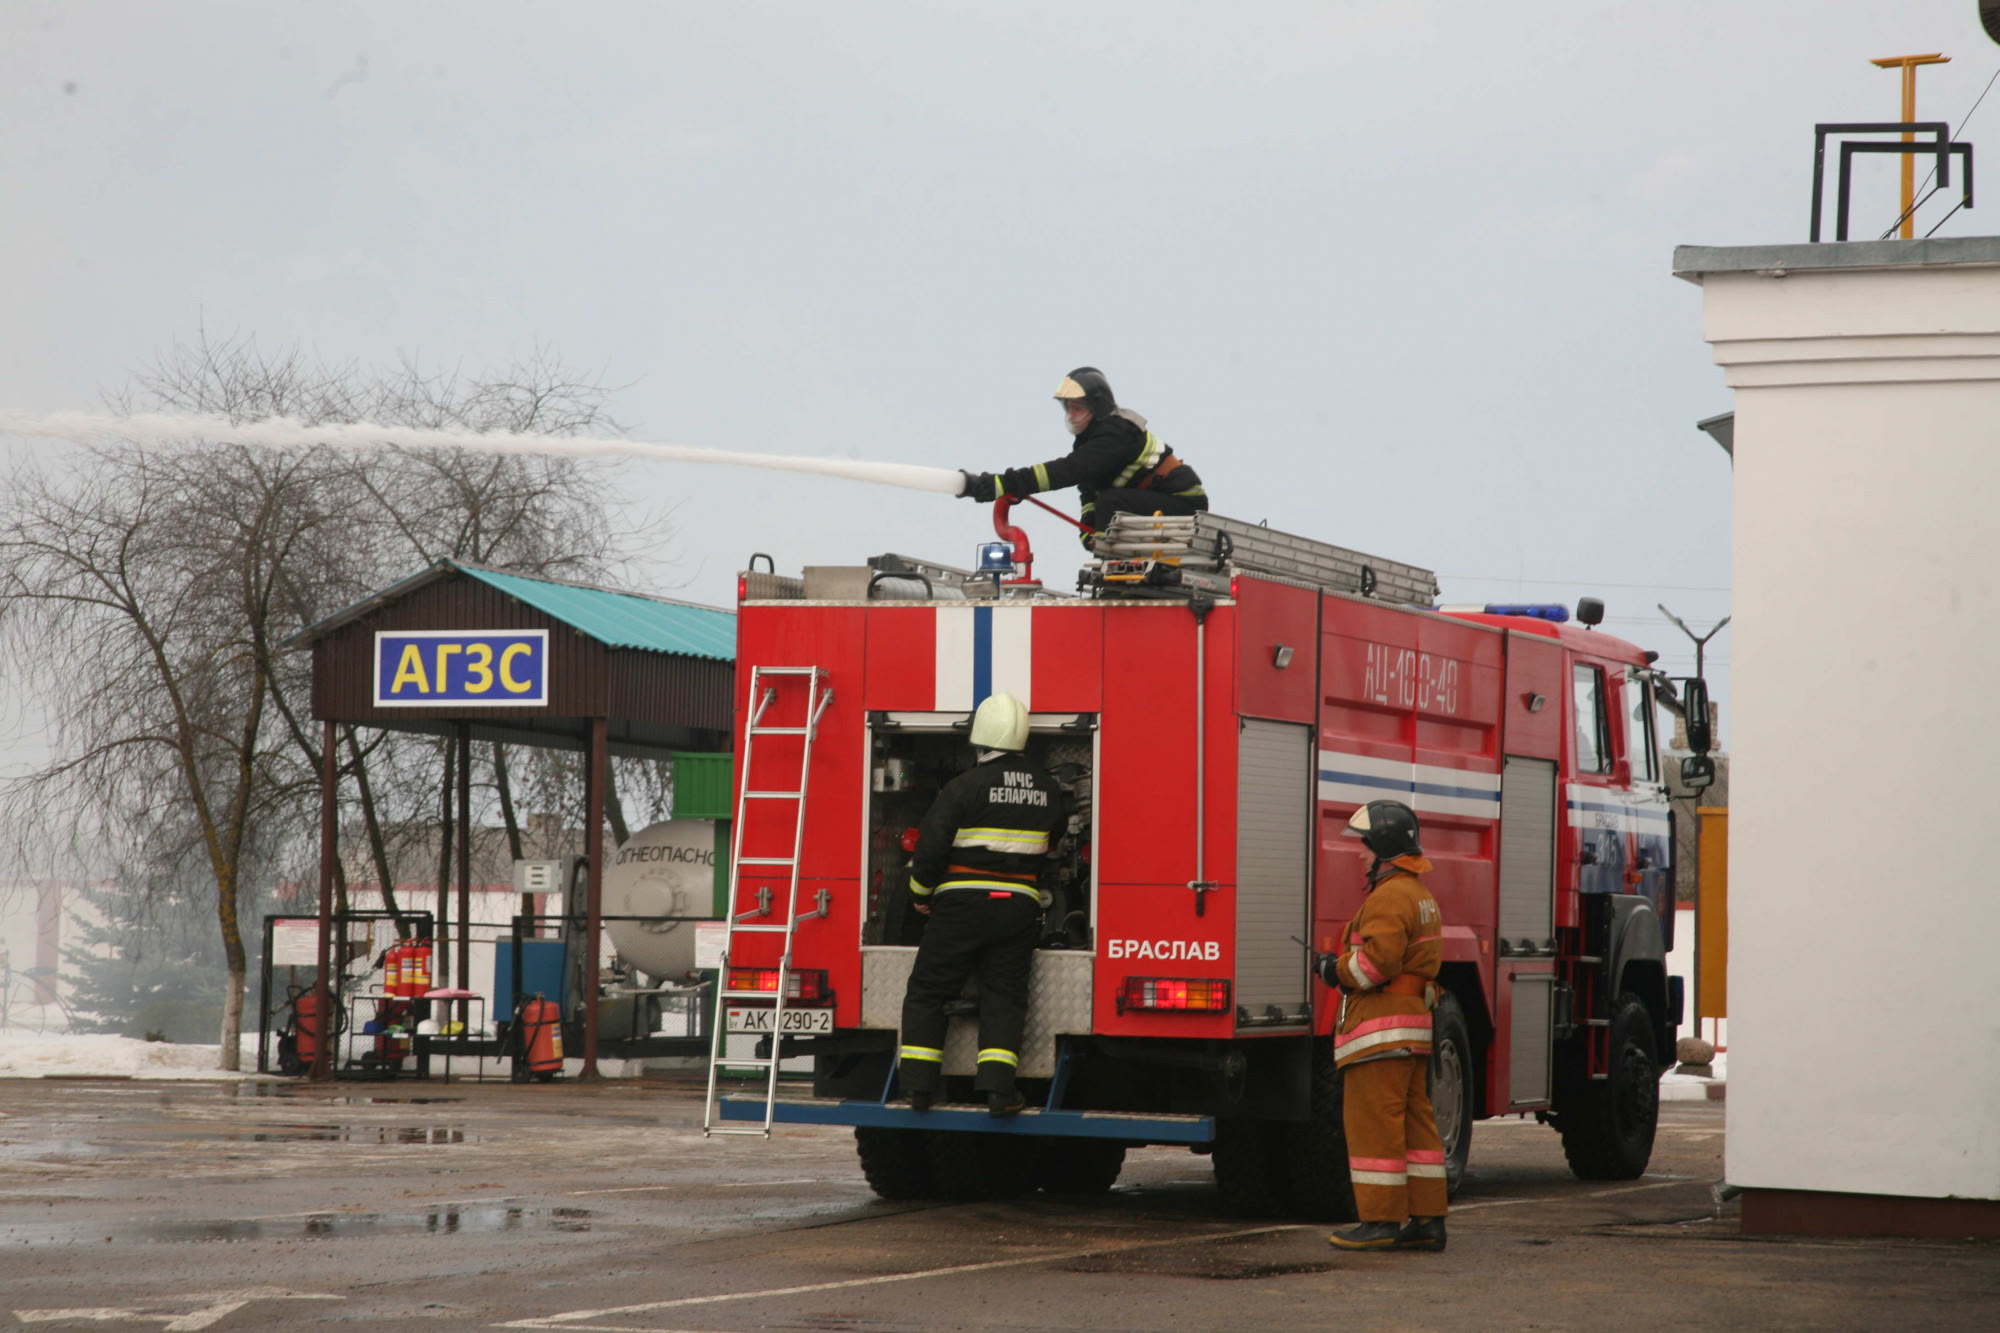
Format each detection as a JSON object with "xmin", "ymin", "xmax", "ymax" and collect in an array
[
  {"xmin": 1395, "ymin": 1216, "xmax": 1447, "ymax": 1252},
  {"xmin": 908, "ymin": 1090, "xmax": 934, "ymax": 1112},
  {"xmin": 987, "ymin": 1089, "xmax": 1026, "ymax": 1118},
  {"xmin": 1328, "ymin": 1221, "xmax": 1403, "ymax": 1251}
]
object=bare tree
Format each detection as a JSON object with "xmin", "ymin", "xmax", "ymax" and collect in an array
[
  {"xmin": 1, "ymin": 330, "xmax": 656, "ymax": 1067},
  {"xmin": 0, "ymin": 442, "xmax": 344, "ymax": 1067}
]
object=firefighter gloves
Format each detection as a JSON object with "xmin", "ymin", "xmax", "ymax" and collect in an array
[{"xmin": 959, "ymin": 470, "xmax": 1001, "ymax": 503}]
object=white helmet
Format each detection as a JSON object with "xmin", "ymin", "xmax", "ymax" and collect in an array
[{"xmin": 970, "ymin": 692, "xmax": 1030, "ymax": 752}]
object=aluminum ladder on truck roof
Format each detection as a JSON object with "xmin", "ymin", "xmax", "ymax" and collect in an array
[
  {"xmin": 1094, "ymin": 512, "xmax": 1439, "ymax": 607},
  {"xmin": 701, "ymin": 665, "xmax": 834, "ymax": 1138}
]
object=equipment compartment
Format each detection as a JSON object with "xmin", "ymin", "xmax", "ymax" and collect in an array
[{"xmin": 861, "ymin": 720, "xmax": 1095, "ymax": 949}]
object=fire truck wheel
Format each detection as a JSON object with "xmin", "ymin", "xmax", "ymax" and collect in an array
[
  {"xmin": 1033, "ymin": 1138, "xmax": 1126, "ymax": 1195},
  {"xmin": 1282, "ymin": 1041, "xmax": 1359, "ymax": 1223},
  {"xmin": 925, "ymin": 1130, "xmax": 1035, "ymax": 1201},
  {"xmin": 1558, "ymin": 991, "xmax": 1660, "ymax": 1181},
  {"xmin": 1429, "ymin": 992, "xmax": 1475, "ymax": 1197},
  {"xmin": 855, "ymin": 1128, "xmax": 937, "ymax": 1201},
  {"xmin": 1212, "ymin": 1118, "xmax": 1291, "ymax": 1216}
]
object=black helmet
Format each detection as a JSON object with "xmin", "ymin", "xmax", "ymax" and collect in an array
[
  {"xmin": 1345, "ymin": 800, "xmax": 1422, "ymax": 860},
  {"xmin": 1053, "ymin": 366, "xmax": 1116, "ymax": 420}
]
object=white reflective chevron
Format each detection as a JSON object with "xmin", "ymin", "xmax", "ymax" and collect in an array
[
  {"xmin": 1317, "ymin": 750, "xmax": 1501, "ymax": 821},
  {"xmin": 1565, "ymin": 783, "xmax": 1672, "ymax": 832},
  {"xmin": 933, "ymin": 605, "xmax": 1034, "ymax": 712}
]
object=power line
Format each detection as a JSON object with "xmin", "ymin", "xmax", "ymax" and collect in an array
[{"xmin": 1881, "ymin": 63, "xmax": 2000, "ymax": 238}]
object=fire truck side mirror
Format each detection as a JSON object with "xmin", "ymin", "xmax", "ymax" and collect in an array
[
  {"xmin": 1680, "ymin": 754, "xmax": 1716, "ymax": 792},
  {"xmin": 1681, "ymin": 678, "xmax": 1713, "ymax": 755}
]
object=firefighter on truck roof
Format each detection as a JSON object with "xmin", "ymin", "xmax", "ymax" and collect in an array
[
  {"xmin": 1319, "ymin": 800, "xmax": 1450, "ymax": 1253},
  {"xmin": 898, "ymin": 692, "xmax": 1068, "ymax": 1118},
  {"xmin": 958, "ymin": 367, "xmax": 1208, "ymax": 541}
]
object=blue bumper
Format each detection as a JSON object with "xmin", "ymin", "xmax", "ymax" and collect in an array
[{"xmin": 720, "ymin": 1094, "xmax": 1215, "ymax": 1144}]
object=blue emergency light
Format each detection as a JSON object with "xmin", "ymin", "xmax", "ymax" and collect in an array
[
  {"xmin": 976, "ymin": 541, "xmax": 1016, "ymax": 575},
  {"xmin": 1482, "ymin": 603, "xmax": 1570, "ymax": 622}
]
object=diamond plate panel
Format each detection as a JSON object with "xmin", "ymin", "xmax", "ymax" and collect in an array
[{"xmin": 861, "ymin": 947, "xmax": 1094, "ymax": 1078}]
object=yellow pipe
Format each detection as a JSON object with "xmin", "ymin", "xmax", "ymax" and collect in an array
[{"xmin": 1872, "ymin": 53, "xmax": 1950, "ymax": 238}]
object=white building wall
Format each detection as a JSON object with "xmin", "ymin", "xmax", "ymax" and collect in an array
[{"xmin": 1688, "ymin": 247, "xmax": 2000, "ymax": 1202}]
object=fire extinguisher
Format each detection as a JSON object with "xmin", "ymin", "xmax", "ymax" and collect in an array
[
  {"xmin": 384, "ymin": 942, "xmax": 403, "ymax": 997},
  {"xmin": 409, "ymin": 940, "xmax": 432, "ymax": 995},
  {"xmin": 294, "ymin": 988, "xmax": 323, "ymax": 1066},
  {"xmin": 373, "ymin": 999, "xmax": 411, "ymax": 1068},
  {"xmin": 280, "ymin": 986, "xmax": 340, "ymax": 1076},
  {"xmin": 513, "ymin": 995, "xmax": 564, "ymax": 1082}
]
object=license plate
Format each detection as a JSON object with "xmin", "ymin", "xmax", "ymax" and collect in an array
[{"xmin": 726, "ymin": 1006, "xmax": 833, "ymax": 1035}]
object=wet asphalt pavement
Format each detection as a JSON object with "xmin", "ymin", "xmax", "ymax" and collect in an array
[{"xmin": 0, "ymin": 1076, "xmax": 1993, "ymax": 1331}]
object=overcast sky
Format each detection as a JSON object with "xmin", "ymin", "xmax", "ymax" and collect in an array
[{"xmin": 6, "ymin": 0, "xmax": 1997, "ymax": 760}]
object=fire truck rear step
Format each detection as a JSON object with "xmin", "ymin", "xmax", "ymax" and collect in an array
[{"xmin": 718, "ymin": 1094, "xmax": 1216, "ymax": 1144}]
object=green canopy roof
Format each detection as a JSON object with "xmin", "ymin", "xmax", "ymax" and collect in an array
[
  {"xmin": 458, "ymin": 566, "xmax": 735, "ymax": 661},
  {"xmin": 288, "ymin": 560, "xmax": 735, "ymax": 662}
]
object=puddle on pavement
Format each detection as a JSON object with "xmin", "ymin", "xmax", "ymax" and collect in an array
[
  {"xmin": 244, "ymin": 1123, "xmax": 482, "ymax": 1144},
  {"xmin": 0, "ymin": 1139, "xmax": 114, "ymax": 1161},
  {"xmin": 225, "ymin": 1083, "xmax": 467, "ymax": 1102},
  {"xmin": 0, "ymin": 1204, "xmax": 593, "ymax": 1247}
]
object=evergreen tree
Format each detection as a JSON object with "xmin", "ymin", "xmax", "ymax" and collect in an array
[{"xmin": 63, "ymin": 868, "xmax": 274, "ymax": 1044}]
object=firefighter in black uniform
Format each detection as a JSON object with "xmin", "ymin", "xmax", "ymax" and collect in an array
[
  {"xmin": 899, "ymin": 691, "xmax": 1068, "ymax": 1117},
  {"xmin": 960, "ymin": 367, "xmax": 1208, "ymax": 539}
]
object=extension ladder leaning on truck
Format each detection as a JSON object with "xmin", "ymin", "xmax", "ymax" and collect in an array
[{"xmin": 700, "ymin": 515, "xmax": 1685, "ymax": 1217}]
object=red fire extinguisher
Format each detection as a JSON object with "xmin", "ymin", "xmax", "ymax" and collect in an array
[
  {"xmin": 514, "ymin": 995, "xmax": 564, "ymax": 1082},
  {"xmin": 408, "ymin": 940, "xmax": 432, "ymax": 995},
  {"xmin": 295, "ymin": 988, "xmax": 324, "ymax": 1063},
  {"xmin": 280, "ymin": 986, "xmax": 337, "ymax": 1076},
  {"xmin": 384, "ymin": 942, "xmax": 404, "ymax": 997},
  {"xmin": 373, "ymin": 998, "xmax": 411, "ymax": 1067}
]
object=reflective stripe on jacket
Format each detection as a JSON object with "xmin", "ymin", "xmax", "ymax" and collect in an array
[
  {"xmin": 994, "ymin": 409, "xmax": 1205, "ymax": 528},
  {"xmin": 908, "ymin": 754, "xmax": 1068, "ymax": 905},
  {"xmin": 1332, "ymin": 856, "xmax": 1444, "ymax": 1070}
]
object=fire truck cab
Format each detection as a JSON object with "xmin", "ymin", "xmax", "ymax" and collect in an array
[{"xmin": 705, "ymin": 512, "xmax": 1682, "ymax": 1217}]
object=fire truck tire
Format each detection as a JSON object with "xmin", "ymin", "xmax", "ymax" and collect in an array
[
  {"xmin": 1282, "ymin": 1042, "xmax": 1360, "ymax": 1223},
  {"xmin": 1429, "ymin": 992, "xmax": 1475, "ymax": 1198},
  {"xmin": 1033, "ymin": 1138, "xmax": 1126, "ymax": 1195},
  {"xmin": 855, "ymin": 1128, "xmax": 937, "ymax": 1201},
  {"xmin": 924, "ymin": 1131, "xmax": 1036, "ymax": 1201},
  {"xmin": 1212, "ymin": 1118, "xmax": 1291, "ymax": 1216},
  {"xmin": 1558, "ymin": 992, "xmax": 1660, "ymax": 1181}
]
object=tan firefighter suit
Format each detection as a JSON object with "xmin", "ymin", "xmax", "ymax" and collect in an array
[{"xmin": 1329, "ymin": 853, "xmax": 1447, "ymax": 1223}]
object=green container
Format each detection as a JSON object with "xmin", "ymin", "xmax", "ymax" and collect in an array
[
  {"xmin": 671, "ymin": 751, "xmax": 735, "ymax": 820},
  {"xmin": 671, "ymin": 751, "xmax": 736, "ymax": 917}
]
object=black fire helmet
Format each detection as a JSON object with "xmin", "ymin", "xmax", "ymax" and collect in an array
[
  {"xmin": 1053, "ymin": 366, "xmax": 1117, "ymax": 420},
  {"xmin": 1345, "ymin": 800, "xmax": 1423, "ymax": 861}
]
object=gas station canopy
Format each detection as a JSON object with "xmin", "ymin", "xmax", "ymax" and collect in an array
[{"xmin": 288, "ymin": 559, "xmax": 735, "ymax": 757}]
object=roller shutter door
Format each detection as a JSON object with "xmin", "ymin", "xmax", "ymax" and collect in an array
[
  {"xmin": 1498, "ymin": 756, "xmax": 1557, "ymax": 946},
  {"xmin": 1235, "ymin": 719, "xmax": 1312, "ymax": 1024}
]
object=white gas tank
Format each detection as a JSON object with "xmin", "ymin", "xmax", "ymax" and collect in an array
[{"xmin": 603, "ymin": 819, "xmax": 718, "ymax": 980}]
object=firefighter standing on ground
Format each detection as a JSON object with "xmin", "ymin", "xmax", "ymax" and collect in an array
[
  {"xmin": 959, "ymin": 367, "xmax": 1208, "ymax": 539},
  {"xmin": 1320, "ymin": 800, "xmax": 1449, "ymax": 1252},
  {"xmin": 898, "ymin": 692, "xmax": 1068, "ymax": 1118}
]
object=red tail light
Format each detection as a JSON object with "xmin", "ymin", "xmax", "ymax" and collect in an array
[
  {"xmin": 737, "ymin": 574, "xmax": 748, "ymax": 602},
  {"xmin": 728, "ymin": 967, "xmax": 830, "ymax": 1003},
  {"xmin": 1117, "ymin": 976, "xmax": 1232, "ymax": 1014}
]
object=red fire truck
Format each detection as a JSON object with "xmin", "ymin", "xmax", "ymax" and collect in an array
[{"xmin": 704, "ymin": 507, "xmax": 1687, "ymax": 1217}]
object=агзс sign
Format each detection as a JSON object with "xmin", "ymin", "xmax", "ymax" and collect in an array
[{"xmin": 374, "ymin": 630, "xmax": 548, "ymax": 706}]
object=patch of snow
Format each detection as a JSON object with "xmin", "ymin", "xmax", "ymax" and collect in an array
[{"xmin": 0, "ymin": 1031, "xmax": 273, "ymax": 1080}]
